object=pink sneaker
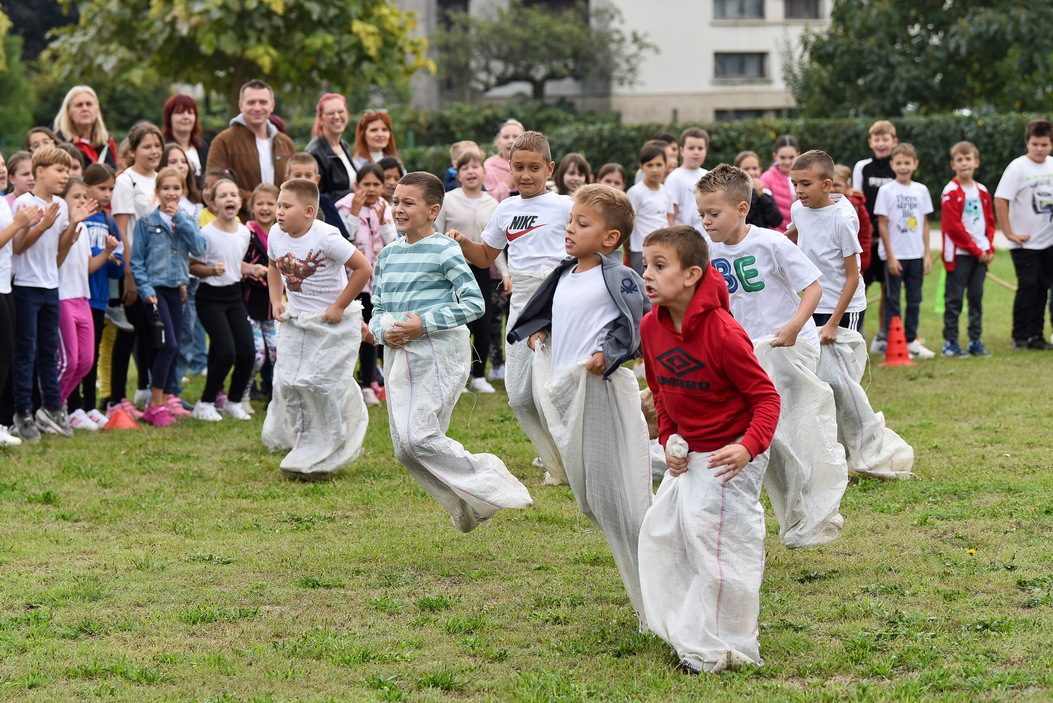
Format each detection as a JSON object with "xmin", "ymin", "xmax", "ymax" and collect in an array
[
  {"xmin": 108, "ymin": 398, "xmax": 144, "ymax": 420},
  {"xmin": 215, "ymin": 390, "xmax": 227, "ymax": 409},
  {"xmin": 142, "ymin": 404, "xmax": 175, "ymax": 427},
  {"xmin": 165, "ymin": 395, "xmax": 192, "ymax": 417}
]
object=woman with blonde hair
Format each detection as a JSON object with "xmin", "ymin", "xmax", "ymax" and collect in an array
[
  {"xmin": 53, "ymin": 86, "xmax": 118, "ymax": 169},
  {"xmin": 306, "ymin": 93, "xmax": 356, "ymax": 201}
]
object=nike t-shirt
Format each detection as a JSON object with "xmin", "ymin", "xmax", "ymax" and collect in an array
[{"xmin": 481, "ymin": 191, "xmax": 572, "ymax": 272}]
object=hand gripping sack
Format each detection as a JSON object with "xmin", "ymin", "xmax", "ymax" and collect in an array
[
  {"xmin": 639, "ymin": 435, "xmax": 768, "ymax": 672},
  {"xmin": 262, "ymin": 305, "xmax": 368, "ymax": 479},
  {"xmin": 508, "ymin": 269, "xmax": 566, "ymax": 485},
  {"xmin": 534, "ymin": 355, "xmax": 653, "ymax": 624},
  {"xmin": 753, "ymin": 337, "xmax": 848, "ymax": 549},
  {"xmin": 816, "ymin": 328, "xmax": 913, "ymax": 479},
  {"xmin": 383, "ymin": 321, "xmax": 533, "ymax": 531}
]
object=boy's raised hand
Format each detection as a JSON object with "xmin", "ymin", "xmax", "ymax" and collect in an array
[
  {"xmin": 708, "ymin": 443, "xmax": 751, "ymax": 481},
  {"xmin": 13, "ymin": 204, "xmax": 42, "ymax": 229},
  {"xmin": 72, "ymin": 198, "xmax": 99, "ymax": 224},
  {"xmin": 40, "ymin": 202, "xmax": 60, "ymax": 229},
  {"xmin": 527, "ymin": 330, "xmax": 547, "ymax": 351}
]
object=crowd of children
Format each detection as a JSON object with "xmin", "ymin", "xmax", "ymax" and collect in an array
[{"xmin": 4, "ymin": 83, "xmax": 1048, "ymax": 675}]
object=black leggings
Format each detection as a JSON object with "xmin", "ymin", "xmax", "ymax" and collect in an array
[
  {"xmin": 0, "ymin": 292, "xmax": 15, "ymax": 424},
  {"xmin": 196, "ymin": 283, "xmax": 254, "ymax": 403},
  {"xmin": 468, "ymin": 266, "xmax": 493, "ymax": 378},
  {"xmin": 357, "ymin": 292, "xmax": 377, "ymax": 387}
]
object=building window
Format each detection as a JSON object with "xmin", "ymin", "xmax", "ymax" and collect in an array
[
  {"xmin": 714, "ymin": 0, "xmax": 764, "ymax": 19},
  {"xmin": 785, "ymin": 0, "xmax": 821, "ymax": 19},
  {"xmin": 714, "ymin": 53, "xmax": 768, "ymax": 79},
  {"xmin": 715, "ymin": 109, "xmax": 768, "ymax": 121}
]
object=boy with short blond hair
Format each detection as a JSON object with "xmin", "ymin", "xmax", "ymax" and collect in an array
[
  {"xmin": 508, "ymin": 183, "xmax": 652, "ymax": 623},
  {"xmin": 637, "ymin": 224, "xmax": 780, "ymax": 674},
  {"xmin": 994, "ymin": 119, "xmax": 1053, "ymax": 350},
  {"xmin": 262, "ymin": 178, "xmax": 372, "ymax": 479},
  {"xmin": 11, "ymin": 146, "xmax": 96, "ymax": 441},
  {"xmin": 372, "ymin": 172, "xmax": 532, "ymax": 532},
  {"xmin": 941, "ymin": 141, "xmax": 995, "ymax": 357},
  {"xmin": 874, "ymin": 142, "xmax": 935, "ymax": 359},
  {"xmin": 451, "ymin": 131, "xmax": 573, "ymax": 484},
  {"xmin": 696, "ymin": 164, "xmax": 848, "ymax": 550}
]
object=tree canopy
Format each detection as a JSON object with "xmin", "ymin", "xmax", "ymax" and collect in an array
[
  {"xmin": 433, "ymin": 0, "xmax": 656, "ymax": 102},
  {"xmin": 44, "ymin": 0, "xmax": 433, "ymax": 108},
  {"xmin": 787, "ymin": 0, "xmax": 1053, "ymax": 116}
]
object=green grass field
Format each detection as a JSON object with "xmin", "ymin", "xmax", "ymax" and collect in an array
[{"xmin": 3, "ymin": 255, "xmax": 1053, "ymax": 702}]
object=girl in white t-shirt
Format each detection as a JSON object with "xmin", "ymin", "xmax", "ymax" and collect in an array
[{"xmin": 189, "ymin": 179, "xmax": 261, "ymax": 422}]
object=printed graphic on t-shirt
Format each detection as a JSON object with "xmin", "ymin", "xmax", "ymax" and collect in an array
[
  {"xmin": 893, "ymin": 194, "xmax": 922, "ymax": 234},
  {"xmin": 276, "ymin": 249, "xmax": 327, "ymax": 291},
  {"xmin": 711, "ymin": 256, "xmax": 765, "ymax": 293},
  {"xmin": 963, "ymin": 194, "xmax": 982, "ymax": 228},
  {"xmin": 504, "ymin": 215, "xmax": 545, "ymax": 241},
  {"xmin": 1029, "ymin": 179, "xmax": 1053, "ymax": 220}
]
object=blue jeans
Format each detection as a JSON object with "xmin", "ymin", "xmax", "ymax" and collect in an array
[
  {"xmin": 12, "ymin": 285, "xmax": 61, "ymax": 412},
  {"xmin": 173, "ymin": 278, "xmax": 209, "ymax": 393},
  {"xmin": 883, "ymin": 258, "xmax": 924, "ymax": 343}
]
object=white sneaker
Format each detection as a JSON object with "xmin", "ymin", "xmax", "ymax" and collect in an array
[
  {"xmin": 870, "ymin": 337, "xmax": 887, "ymax": 354},
  {"xmin": 0, "ymin": 424, "xmax": 21, "ymax": 446},
  {"xmin": 487, "ymin": 364, "xmax": 505, "ymax": 381},
  {"xmin": 86, "ymin": 408, "xmax": 109, "ymax": 428},
  {"xmin": 68, "ymin": 408, "xmax": 99, "ymax": 431},
  {"xmin": 133, "ymin": 389, "xmax": 151, "ymax": 408},
  {"xmin": 241, "ymin": 397, "xmax": 255, "ymax": 415},
  {"xmin": 221, "ymin": 401, "xmax": 251, "ymax": 421},
  {"xmin": 907, "ymin": 340, "xmax": 936, "ymax": 359},
  {"xmin": 361, "ymin": 387, "xmax": 381, "ymax": 407},
  {"xmin": 192, "ymin": 401, "xmax": 223, "ymax": 422},
  {"xmin": 468, "ymin": 377, "xmax": 496, "ymax": 394}
]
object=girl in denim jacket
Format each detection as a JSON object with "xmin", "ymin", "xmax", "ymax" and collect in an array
[{"xmin": 129, "ymin": 167, "xmax": 207, "ymax": 426}]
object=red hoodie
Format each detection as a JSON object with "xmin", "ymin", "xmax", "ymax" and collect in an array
[{"xmin": 641, "ymin": 265, "xmax": 781, "ymax": 460}]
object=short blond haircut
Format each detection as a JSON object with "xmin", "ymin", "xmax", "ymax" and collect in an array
[
  {"xmin": 791, "ymin": 149, "xmax": 835, "ymax": 181},
  {"xmin": 950, "ymin": 141, "xmax": 980, "ymax": 160},
  {"xmin": 280, "ymin": 178, "xmax": 319, "ymax": 210},
  {"xmin": 510, "ymin": 131, "xmax": 551, "ymax": 163},
  {"xmin": 695, "ymin": 163, "xmax": 752, "ymax": 208},
  {"xmin": 450, "ymin": 140, "xmax": 479, "ymax": 163},
  {"xmin": 833, "ymin": 164, "xmax": 853, "ymax": 184},
  {"xmin": 31, "ymin": 145, "xmax": 74, "ymax": 172},
  {"xmin": 454, "ymin": 146, "xmax": 487, "ymax": 171},
  {"xmin": 643, "ymin": 226, "xmax": 710, "ymax": 272},
  {"xmin": 891, "ymin": 143, "xmax": 917, "ymax": 160},
  {"xmin": 573, "ymin": 184, "xmax": 635, "ymax": 249},
  {"xmin": 286, "ymin": 152, "xmax": 319, "ymax": 173},
  {"xmin": 869, "ymin": 120, "xmax": 897, "ymax": 138}
]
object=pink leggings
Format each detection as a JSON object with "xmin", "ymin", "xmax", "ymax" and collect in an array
[{"xmin": 58, "ymin": 298, "xmax": 95, "ymax": 404}]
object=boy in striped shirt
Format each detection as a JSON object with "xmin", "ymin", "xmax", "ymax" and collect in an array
[{"xmin": 369, "ymin": 172, "xmax": 532, "ymax": 532}]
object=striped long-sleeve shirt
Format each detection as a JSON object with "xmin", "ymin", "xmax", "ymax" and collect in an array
[{"xmin": 368, "ymin": 233, "xmax": 484, "ymax": 340}]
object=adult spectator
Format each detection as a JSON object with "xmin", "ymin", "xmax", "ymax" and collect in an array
[
  {"xmin": 163, "ymin": 94, "xmax": 210, "ymax": 185},
  {"xmin": 206, "ymin": 79, "xmax": 296, "ymax": 217},
  {"xmin": 351, "ymin": 109, "xmax": 400, "ymax": 170},
  {"xmin": 53, "ymin": 86, "xmax": 118, "ymax": 169},
  {"xmin": 306, "ymin": 93, "xmax": 356, "ymax": 201}
]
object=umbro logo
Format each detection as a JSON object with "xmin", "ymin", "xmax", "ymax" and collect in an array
[{"xmin": 657, "ymin": 347, "xmax": 705, "ymax": 377}]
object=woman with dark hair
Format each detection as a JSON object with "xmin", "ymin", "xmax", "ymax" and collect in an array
[
  {"xmin": 351, "ymin": 109, "xmax": 400, "ymax": 170},
  {"xmin": 305, "ymin": 93, "xmax": 356, "ymax": 201},
  {"xmin": 162, "ymin": 94, "xmax": 210, "ymax": 185},
  {"xmin": 53, "ymin": 86, "xmax": 118, "ymax": 169}
]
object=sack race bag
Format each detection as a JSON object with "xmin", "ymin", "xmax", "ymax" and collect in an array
[
  {"xmin": 262, "ymin": 304, "xmax": 368, "ymax": 480},
  {"xmin": 639, "ymin": 435, "xmax": 768, "ymax": 673},
  {"xmin": 382, "ymin": 319, "xmax": 533, "ymax": 532},
  {"xmin": 507, "ymin": 269, "xmax": 566, "ymax": 485},
  {"xmin": 816, "ymin": 328, "xmax": 913, "ymax": 479},
  {"xmin": 753, "ymin": 336, "xmax": 848, "ymax": 549},
  {"xmin": 534, "ymin": 352, "xmax": 653, "ymax": 624}
]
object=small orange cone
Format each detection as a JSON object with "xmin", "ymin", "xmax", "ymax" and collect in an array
[
  {"xmin": 880, "ymin": 315, "xmax": 915, "ymax": 367},
  {"xmin": 102, "ymin": 409, "xmax": 141, "ymax": 430}
]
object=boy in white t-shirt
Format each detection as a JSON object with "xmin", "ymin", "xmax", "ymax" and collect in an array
[
  {"xmin": 789, "ymin": 150, "xmax": 867, "ymax": 338},
  {"xmin": 508, "ymin": 184, "xmax": 652, "ymax": 624},
  {"xmin": 626, "ymin": 143, "xmax": 675, "ymax": 275},
  {"xmin": 940, "ymin": 141, "xmax": 995, "ymax": 357},
  {"xmin": 994, "ymin": 119, "xmax": 1053, "ymax": 350},
  {"xmin": 697, "ymin": 164, "xmax": 847, "ymax": 549},
  {"xmin": 264, "ymin": 179, "xmax": 372, "ymax": 479},
  {"xmin": 10, "ymin": 147, "xmax": 96, "ymax": 442},
  {"xmin": 873, "ymin": 143, "xmax": 935, "ymax": 359},
  {"xmin": 664, "ymin": 127, "xmax": 709, "ymax": 229},
  {"xmin": 452, "ymin": 131, "xmax": 572, "ymax": 484}
]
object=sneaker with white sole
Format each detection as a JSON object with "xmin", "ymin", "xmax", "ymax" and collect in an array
[
  {"xmin": 13, "ymin": 411, "xmax": 40, "ymax": 443},
  {"xmin": 68, "ymin": 408, "xmax": 100, "ymax": 431},
  {"xmin": 361, "ymin": 387, "xmax": 380, "ymax": 407},
  {"xmin": 241, "ymin": 397, "xmax": 255, "ymax": 415},
  {"xmin": 468, "ymin": 377, "xmax": 496, "ymax": 394},
  {"xmin": 220, "ymin": 401, "xmax": 251, "ymax": 421},
  {"xmin": 36, "ymin": 406, "xmax": 74, "ymax": 437},
  {"xmin": 86, "ymin": 408, "xmax": 109, "ymax": 428},
  {"xmin": 133, "ymin": 388, "xmax": 151, "ymax": 408},
  {"xmin": 907, "ymin": 340, "xmax": 936, "ymax": 359},
  {"xmin": 192, "ymin": 401, "xmax": 223, "ymax": 422},
  {"xmin": 487, "ymin": 364, "xmax": 505, "ymax": 381},
  {"xmin": 105, "ymin": 304, "xmax": 135, "ymax": 332},
  {"xmin": 0, "ymin": 424, "xmax": 22, "ymax": 446},
  {"xmin": 870, "ymin": 337, "xmax": 887, "ymax": 354}
]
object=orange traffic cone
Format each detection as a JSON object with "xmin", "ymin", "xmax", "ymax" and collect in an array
[
  {"xmin": 880, "ymin": 316, "xmax": 915, "ymax": 367},
  {"xmin": 103, "ymin": 409, "xmax": 141, "ymax": 430}
]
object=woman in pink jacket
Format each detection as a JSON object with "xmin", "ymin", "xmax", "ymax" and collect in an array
[{"xmin": 759, "ymin": 135, "xmax": 800, "ymax": 233}]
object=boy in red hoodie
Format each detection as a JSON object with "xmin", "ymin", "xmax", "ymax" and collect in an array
[
  {"xmin": 636, "ymin": 225, "xmax": 780, "ymax": 675},
  {"xmin": 940, "ymin": 141, "xmax": 996, "ymax": 357}
]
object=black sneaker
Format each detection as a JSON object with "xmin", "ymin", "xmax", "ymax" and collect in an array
[
  {"xmin": 1012, "ymin": 339, "xmax": 1030, "ymax": 350},
  {"xmin": 676, "ymin": 659, "xmax": 702, "ymax": 675},
  {"xmin": 35, "ymin": 406, "xmax": 73, "ymax": 438},
  {"xmin": 1027, "ymin": 336, "xmax": 1053, "ymax": 351},
  {"xmin": 14, "ymin": 411, "xmax": 41, "ymax": 443}
]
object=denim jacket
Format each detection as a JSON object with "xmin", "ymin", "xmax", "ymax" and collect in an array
[{"xmin": 130, "ymin": 208, "xmax": 207, "ymax": 300}]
